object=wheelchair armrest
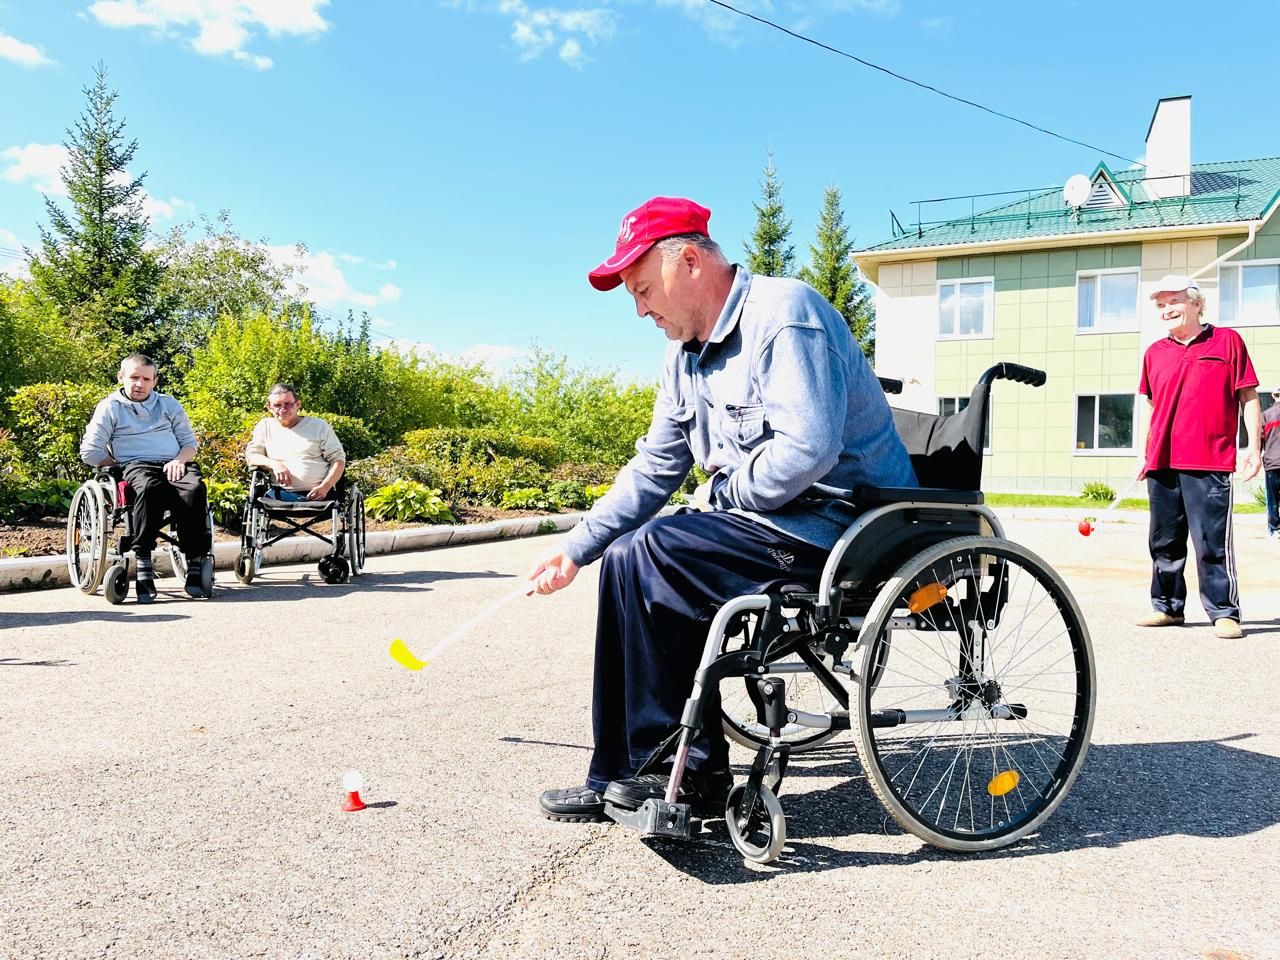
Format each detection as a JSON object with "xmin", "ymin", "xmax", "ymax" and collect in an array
[{"xmin": 856, "ymin": 485, "xmax": 984, "ymax": 506}]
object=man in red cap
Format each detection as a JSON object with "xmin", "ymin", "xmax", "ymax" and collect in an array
[
  {"xmin": 528, "ymin": 196, "xmax": 917, "ymax": 822},
  {"xmin": 1137, "ymin": 273, "xmax": 1260, "ymax": 640}
]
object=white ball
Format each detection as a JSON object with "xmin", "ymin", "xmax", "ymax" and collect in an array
[{"xmin": 342, "ymin": 770, "xmax": 364, "ymax": 792}]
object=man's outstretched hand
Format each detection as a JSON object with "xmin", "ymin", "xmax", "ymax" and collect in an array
[{"xmin": 527, "ymin": 550, "xmax": 579, "ymax": 595}]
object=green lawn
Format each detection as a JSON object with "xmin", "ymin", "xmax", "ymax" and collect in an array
[{"xmin": 985, "ymin": 493, "xmax": 1264, "ymax": 515}]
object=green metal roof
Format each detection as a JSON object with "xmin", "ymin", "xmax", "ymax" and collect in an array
[{"xmin": 857, "ymin": 157, "xmax": 1280, "ymax": 256}]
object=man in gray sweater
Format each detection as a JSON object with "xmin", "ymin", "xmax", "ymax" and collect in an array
[
  {"xmin": 80, "ymin": 354, "xmax": 212, "ymax": 601},
  {"xmin": 529, "ymin": 197, "xmax": 916, "ymax": 822}
]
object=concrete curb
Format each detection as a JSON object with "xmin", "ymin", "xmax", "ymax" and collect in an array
[{"xmin": 0, "ymin": 512, "xmax": 586, "ymax": 593}]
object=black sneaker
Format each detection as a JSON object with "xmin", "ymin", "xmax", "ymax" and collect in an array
[
  {"xmin": 603, "ymin": 768, "xmax": 733, "ymax": 815},
  {"xmin": 184, "ymin": 558, "xmax": 206, "ymax": 599},
  {"xmin": 135, "ymin": 558, "xmax": 157, "ymax": 604},
  {"xmin": 538, "ymin": 785, "xmax": 607, "ymax": 823}
]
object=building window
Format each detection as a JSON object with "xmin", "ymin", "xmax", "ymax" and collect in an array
[
  {"xmin": 1075, "ymin": 394, "xmax": 1135, "ymax": 452},
  {"xmin": 939, "ymin": 396, "xmax": 991, "ymax": 452},
  {"xmin": 1077, "ymin": 269, "xmax": 1139, "ymax": 332},
  {"xmin": 1220, "ymin": 260, "xmax": 1280, "ymax": 327},
  {"xmin": 1238, "ymin": 391, "xmax": 1277, "ymax": 448},
  {"xmin": 938, "ymin": 278, "xmax": 993, "ymax": 338}
]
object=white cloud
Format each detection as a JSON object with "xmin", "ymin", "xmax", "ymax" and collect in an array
[
  {"xmin": 558, "ymin": 37, "xmax": 588, "ymax": 68},
  {"xmin": 0, "ymin": 30, "xmax": 55, "ymax": 67},
  {"xmin": 2, "ymin": 143, "xmax": 70, "ymax": 195},
  {"xmin": 451, "ymin": 1, "xmax": 614, "ymax": 66},
  {"xmin": 267, "ymin": 244, "xmax": 404, "ymax": 310},
  {"xmin": 922, "ymin": 16, "xmax": 950, "ymax": 30},
  {"xmin": 335, "ymin": 252, "xmax": 398, "ymax": 270},
  {"xmin": 456, "ymin": 343, "xmax": 525, "ymax": 372},
  {"xmin": 86, "ymin": 0, "xmax": 330, "ymax": 69}
]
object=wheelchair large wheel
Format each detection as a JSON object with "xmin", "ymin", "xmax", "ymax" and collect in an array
[
  {"xmin": 66, "ymin": 481, "xmax": 110, "ymax": 594},
  {"xmin": 853, "ymin": 536, "xmax": 1095, "ymax": 852},
  {"xmin": 236, "ymin": 500, "xmax": 263, "ymax": 584},
  {"xmin": 718, "ymin": 618, "xmax": 842, "ymax": 753},
  {"xmin": 169, "ymin": 509, "xmax": 215, "ymax": 583},
  {"xmin": 345, "ymin": 488, "xmax": 366, "ymax": 576}
]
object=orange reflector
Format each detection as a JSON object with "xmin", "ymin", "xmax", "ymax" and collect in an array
[
  {"xmin": 907, "ymin": 582, "xmax": 947, "ymax": 613},
  {"xmin": 987, "ymin": 770, "xmax": 1019, "ymax": 796}
]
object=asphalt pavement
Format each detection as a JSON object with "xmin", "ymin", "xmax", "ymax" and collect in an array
[{"xmin": 1, "ymin": 513, "xmax": 1276, "ymax": 960}]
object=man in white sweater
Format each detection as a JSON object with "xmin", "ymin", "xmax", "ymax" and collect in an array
[{"xmin": 244, "ymin": 383, "xmax": 346, "ymax": 501}]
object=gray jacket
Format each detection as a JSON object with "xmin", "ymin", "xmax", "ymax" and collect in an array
[
  {"xmin": 564, "ymin": 267, "xmax": 916, "ymax": 566},
  {"xmin": 80, "ymin": 389, "xmax": 198, "ymax": 466}
]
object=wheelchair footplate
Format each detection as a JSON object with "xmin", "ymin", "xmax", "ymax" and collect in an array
[{"xmin": 603, "ymin": 798, "xmax": 694, "ymax": 839}]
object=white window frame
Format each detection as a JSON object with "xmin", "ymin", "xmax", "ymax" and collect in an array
[
  {"xmin": 1075, "ymin": 267, "xmax": 1140, "ymax": 334},
  {"xmin": 1073, "ymin": 392, "xmax": 1136, "ymax": 455},
  {"xmin": 1218, "ymin": 258, "xmax": 1280, "ymax": 328},
  {"xmin": 938, "ymin": 395, "xmax": 992, "ymax": 453},
  {"xmin": 936, "ymin": 277, "xmax": 994, "ymax": 340}
]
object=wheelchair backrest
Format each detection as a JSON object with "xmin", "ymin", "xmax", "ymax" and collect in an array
[{"xmin": 890, "ymin": 378, "xmax": 991, "ymax": 492}]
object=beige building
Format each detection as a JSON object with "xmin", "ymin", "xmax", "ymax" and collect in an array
[{"xmin": 856, "ymin": 98, "xmax": 1280, "ymax": 494}]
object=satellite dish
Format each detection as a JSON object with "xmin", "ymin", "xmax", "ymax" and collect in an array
[{"xmin": 1063, "ymin": 174, "xmax": 1091, "ymax": 208}]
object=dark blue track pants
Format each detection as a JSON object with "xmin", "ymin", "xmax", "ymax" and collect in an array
[
  {"xmin": 1146, "ymin": 469, "xmax": 1240, "ymax": 622},
  {"xmin": 585, "ymin": 511, "xmax": 830, "ymax": 793},
  {"xmin": 1265, "ymin": 469, "xmax": 1280, "ymax": 535}
]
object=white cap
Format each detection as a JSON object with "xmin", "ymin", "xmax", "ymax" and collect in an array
[{"xmin": 1149, "ymin": 274, "xmax": 1200, "ymax": 299}]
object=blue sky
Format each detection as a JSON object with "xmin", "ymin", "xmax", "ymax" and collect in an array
[{"xmin": 2, "ymin": 0, "xmax": 1278, "ymax": 380}]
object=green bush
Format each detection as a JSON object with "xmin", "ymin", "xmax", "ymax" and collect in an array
[
  {"xmin": 305, "ymin": 411, "xmax": 378, "ymax": 462},
  {"xmin": 0, "ymin": 477, "xmax": 78, "ymax": 522},
  {"xmin": 500, "ymin": 487, "xmax": 555, "ymax": 510},
  {"xmin": 449, "ymin": 456, "xmax": 548, "ymax": 506},
  {"xmin": 584, "ymin": 483, "xmax": 611, "ymax": 505},
  {"xmin": 346, "ymin": 445, "xmax": 443, "ymax": 492},
  {"xmin": 1253, "ymin": 484, "xmax": 1268, "ymax": 508},
  {"xmin": 403, "ymin": 427, "xmax": 561, "ymax": 469},
  {"xmin": 8, "ymin": 381, "xmax": 106, "ymax": 481},
  {"xmin": 0, "ymin": 428, "xmax": 31, "ymax": 488},
  {"xmin": 205, "ymin": 478, "xmax": 248, "ymax": 529},
  {"xmin": 1080, "ymin": 481, "xmax": 1117, "ymax": 503},
  {"xmin": 365, "ymin": 480, "xmax": 455, "ymax": 523}
]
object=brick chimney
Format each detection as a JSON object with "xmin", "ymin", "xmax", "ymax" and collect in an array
[{"xmin": 1144, "ymin": 96, "xmax": 1191, "ymax": 200}]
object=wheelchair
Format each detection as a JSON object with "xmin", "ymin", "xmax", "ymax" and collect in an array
[
  {"xmin": 234, "ymin": 468, "xmax": 366, "ymax": 585},
  {"xmin": 606, "ymin": 362, "xmax": 1096, "ymax": 864},
  {"xmin": 66, "ymin": 467, "xmax": 216, "ymax": 604}
]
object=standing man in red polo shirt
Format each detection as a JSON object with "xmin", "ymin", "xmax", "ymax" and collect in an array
[{"xmin": 1137, "ymin": 274, "xmax": 1260, "ymax": 639}]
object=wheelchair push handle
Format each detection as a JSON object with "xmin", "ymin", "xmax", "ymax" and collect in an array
[
  {"xmin": 876, "ymin": 376, "xmax": 904, "ymax": 395},
  {"xmin": 981, "ymin": 362, "xmax": 1046, "ymax": 388}
]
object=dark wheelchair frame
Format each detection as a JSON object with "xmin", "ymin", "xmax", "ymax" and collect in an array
[
  {"xmin": 233, "ymin": 467, "xmax": 366, "ymax": 585},
  {"xmin": 66, "ymin": 466, "xmax": 216, "ymax": 604},
  {"xmin": 605, "ymin": 362, "xmax": 1096, "ymax": 863}
]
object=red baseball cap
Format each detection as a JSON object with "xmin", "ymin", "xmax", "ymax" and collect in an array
[{"xmin": 588, "ymin": 196, "xmax": 711, "ymax": 291}]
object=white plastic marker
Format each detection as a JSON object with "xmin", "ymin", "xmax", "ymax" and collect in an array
[{"xmin": 391, "ymin": 583, "xmax": 532, "ymax": 669}]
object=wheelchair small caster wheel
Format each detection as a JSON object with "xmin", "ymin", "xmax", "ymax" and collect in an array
[
  {"xmin": 103, "ymin": 563, "xmax": 129, "ymax": 605},
  {"xmin": 200, "ymin": 555, "xmax": 215, "ymax": 598},
  {"xmin": 234, "ymin": 551, "xmax": 254, "ymax": 584},
  {"xmin": 319, "ymin": 556, "xmax": 349, "ymax": 584},
  {"xmin": 725, "ymin": 782, "xmax": 786, "ymax": 864}
]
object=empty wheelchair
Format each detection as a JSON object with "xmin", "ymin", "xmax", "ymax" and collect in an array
[
  {"xmin": 66, "ymin": 467, "xmax": 216, "ymax": 604},
  {"xmin": 605, "ymin": 362, "xmax": 1095, "ymax": 863},
  {"xmin": 234, "ymin": 468, "xmax": 365, "ymax": 585}
]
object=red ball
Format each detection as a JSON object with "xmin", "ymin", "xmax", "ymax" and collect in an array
[{"xmin": 1078, "ymin": 520, "xmax": 1093, "ymax": 537}]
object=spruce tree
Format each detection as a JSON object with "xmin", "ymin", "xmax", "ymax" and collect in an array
[
  {"xmin": 28, "ymin": 63, "xmax": 167, "ymax": 360},
  {"xmin": 798, "ymin": 185, "xmax": 875, "ymax": 361},
  {"xmin": 744, "ymin": 152, "xmax": 795, "ymax": 277}
]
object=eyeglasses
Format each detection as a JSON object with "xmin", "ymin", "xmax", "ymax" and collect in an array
[{"xmin": 267, "ymin": 400, "xmax": 299, "ymax": 411}]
